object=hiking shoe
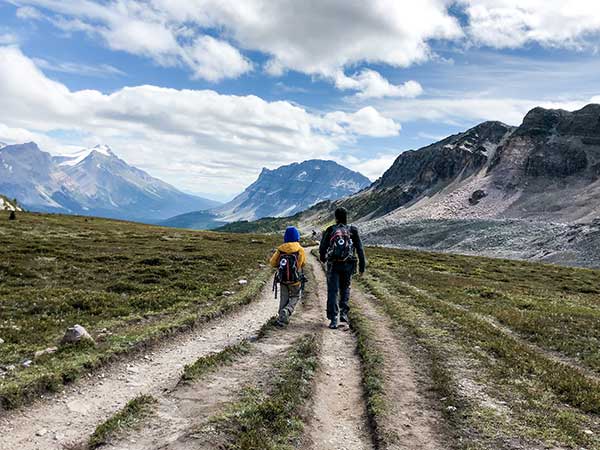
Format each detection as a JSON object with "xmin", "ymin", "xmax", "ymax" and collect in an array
[
  {"xmin": 281, "ymin": 309, "xmax": 290, "ymax": 325},
  {"xmin": 328, "ymin": 319, "xmax": 338, "ymax": 329},
  {"xmin": 275, "ymin": 320, "xmax": 286, "ymax": 328},
  {"xmin": 340, "ymin": 313, "xmax": 349, "ymax": 323}
]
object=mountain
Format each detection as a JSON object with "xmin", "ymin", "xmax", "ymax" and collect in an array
[
  {"xmin": 0, "ymin": 142, "xmax": 220, "ymax": 222},
  {"xmin": 216, "ymin": 159, "xmax": 370, "ymax": 222},
  {"xmin": 298, "ymin": 104, "xmax": 600, "ymax": 225},
  {"xmin": 0, "ymin": 194, "xmax": 22, "ymax": 211},
  {"xmin": 221, "ymin": 104, "xmax": 600, "ymax": 267},
  {"xmin": 161, "ymin": 159, "xmax": 370, "ymax": 229}
]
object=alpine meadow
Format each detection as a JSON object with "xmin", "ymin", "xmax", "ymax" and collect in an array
[{"xmin": 1, "ymin": 2, "xmax": 600, "ymax": 450}]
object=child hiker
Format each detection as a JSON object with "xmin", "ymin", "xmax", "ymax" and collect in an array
[{"xmin": 270, "ymin": 226, "xmax": 306, "ymax": 327}]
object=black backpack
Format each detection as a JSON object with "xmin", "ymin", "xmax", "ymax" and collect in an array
[
  {"xmin": 276, "ymin": 252, "xmax": 301, "ymax": 285},
  {"xmin": 327, "ymin": 224, "xmax": 354, "ymax": 261}
]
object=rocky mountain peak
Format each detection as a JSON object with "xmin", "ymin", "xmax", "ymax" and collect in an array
[{"xmin": 215, "ymin": 159, "xmax": 370, "ymax": 221}]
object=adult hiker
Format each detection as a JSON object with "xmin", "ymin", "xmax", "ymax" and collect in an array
[
  {"xmin": 270, "ymin": 226, "xmax": 307, "ymax": 327},
  {"xmin": 319, "ymin": 207, "xmax": 366, "ymax": 329}
]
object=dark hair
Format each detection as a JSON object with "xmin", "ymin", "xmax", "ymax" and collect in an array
[{"xmin": 334, "ymin": 207, "xmax": 348, "ymax": 224}]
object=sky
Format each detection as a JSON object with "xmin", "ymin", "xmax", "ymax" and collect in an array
[{"xmin": 0, "ymin": 1, "xmax": 600, "ymax": 201}]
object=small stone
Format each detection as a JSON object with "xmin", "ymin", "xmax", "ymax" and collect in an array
[
  {"xmin": 222, "ymin": 291, "xmax": 235, "ymax": 296},
  {"xmin": 238, "ymin": 279, "xmax": 248, "ymax": 285},
  {"xmin": 127, "ymin": 366, "xmax": 139, "ymax": 374},
  {"xmin": 34, "ymin": 347, "xmax": 58, "ymax": 360},
  {"xmin": 583, "ymin": 429, "xmax": 593, "ymax": 435},
  {"xmin": 36, "ymin": 428, "xmax": 48, "ymax": 437},
  {"xmin": 0, "ymin": 338, "xmax": 4, "ymax": 344},
  {"xmin": 6, "ymin": 364, "xmax": 16, "ymax": 372},
  {"xmin": 61, "ymin": 325, "xmax": 95, "ymax": 345},
  {"xmin": 22, "ymin": 360, "xmax": 33, "ymax": 368},
  {"xmin": 446, "ymin": 406, "xmax": 457, "ymax": 412}
]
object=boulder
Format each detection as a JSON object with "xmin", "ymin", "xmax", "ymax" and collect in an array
[{"xmin": 61, "ymin": 325, "xmax": 95, "ymax": 345}]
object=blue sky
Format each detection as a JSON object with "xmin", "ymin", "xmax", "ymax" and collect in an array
[{"xmin": 0, "ymin": 1, "xmax": 599, "ymax": 201}]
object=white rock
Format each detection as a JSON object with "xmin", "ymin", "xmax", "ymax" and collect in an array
[
  {"xmin": 22, "ymin": 360, "xmax": 33, "ymax": 368},
  {"xmin": 238, "ymin": 279, "xmax": 248, "ymax": 285},
  {"xmin": 35, "ymin": 428, "xmax": 48, "ymax": 436},
  {"xmin": 34, "ymin": 347, "xmax": 58, "ymax": 360},
  {"xmin": 0, "ymin": 338, "xmax": 4, "ymax": 344},
  {"xmin": 61, "ymin": 325, "xmax": 95, "ymax": 345}
]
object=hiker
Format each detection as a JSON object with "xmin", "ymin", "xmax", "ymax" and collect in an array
[
  {"xmin": 319, "ymin": 207, "xmax": 366, "ymax": 329},
  {"xmin": 270, "ymin": 226, "xmax": 306, "ymax": 327}
]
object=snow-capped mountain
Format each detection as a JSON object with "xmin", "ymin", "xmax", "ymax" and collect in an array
[
  {"xmin": 0, "ymin": 142, "xmax": 219, "ymax": 222},
  {"xmin": 161, "ymin": 159, "xmax": 370, "ymax": 229},
  {"xmin": 0, "ymin": 194, "xmax": 22, "ymax": 212},
  {"xmin": 214, "ymin": 160, "xmax": 370, "ymax": 222}
]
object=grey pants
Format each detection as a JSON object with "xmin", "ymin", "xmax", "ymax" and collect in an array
[{"xmin": 279, "ymin": 284, "xmax": 302, "ymax": 322}]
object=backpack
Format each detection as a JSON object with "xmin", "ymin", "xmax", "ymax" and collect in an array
[
  {"xmin": 327, "ymin": 224, "xmax": 354, "ymax": 261},
  {"xmin": 276, "ymin": 252, "xmax": 301, "ymax": 285}
]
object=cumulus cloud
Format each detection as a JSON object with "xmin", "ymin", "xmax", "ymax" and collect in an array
[
  {"xmin": 14, "ymin": 0, "xmax": 462, "ymax": 83},
  {"xmin": 377, "ymin": 96, "xmax": 597, "ymax": 127},
  {"xmin": 460, "ymin": 0, "xmax": 600, "ymax": 49},
  {"xmin": 0, "ymin": 46, "xmax": 400, "ymax": 194},
  {"xmin": 184, "ymin": 35, "xmax": 253, "ymax": 82},
  {"xmin": 335, "ymin": 70, "xmax": 423, "ymax": 99}
]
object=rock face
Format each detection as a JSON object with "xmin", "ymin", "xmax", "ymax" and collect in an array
[
  {"xmin": 0, "ymin": 143, "xmax": 220, "ymax": 222},
  {"xmin": 217, "ymin": 160, "xmax": 370, "ymax": 222},
  {"xmin": 320, "ymin": 103, "xmax": 600, "ymax": 224}
]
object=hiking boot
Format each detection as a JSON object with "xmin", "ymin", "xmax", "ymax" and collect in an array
[
  {"xmin": 340, "ymin": 313, "xmax": 349, "ymax": 323},
  {"xmin": 328, "ymin": 318, "xmax": 338, "ymax": 329},
  {"xmin": 275, "ymin": 320, "xmax": 286, "ymax": 328},
  {"xmin": 281, "ymin": 309, "xmax": 290, "ymax": 325}
]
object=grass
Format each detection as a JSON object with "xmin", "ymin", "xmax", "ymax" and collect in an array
[
  {"xmin": 179, "ymin": 316, "xmax": 280, "ymax": 384},
  {"xmin": 347, "ymin": 306, "xmax": 388, "ymax": 447},
  {"xmin": 210, "ymin": 334, "xmax": 320, "ymax": 450},
  {"xmin": 0, "ymin": 212, "xmax": 278, "ymax": 409},
  {"xmin": 362, "ymin": 247, "xmax": 600, "ymax": 449},
  {"xmin": 88, "ymin": 394, "xmax": 157, "ymax": 448}
]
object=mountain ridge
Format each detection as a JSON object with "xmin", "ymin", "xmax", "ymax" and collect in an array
[
  {"xmin": 0, "ymin": 142, "xmax": 219, "ymax": 222},
  {"xmin": 162, "ymin": 159, "xmax": 370, "ymax": 229}
]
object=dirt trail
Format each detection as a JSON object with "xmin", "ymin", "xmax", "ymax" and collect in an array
[
  {"xmin": 105, "ymin": 275, "xmax": 324, "ymax": 450},
  {"xmin": 305, "ymin": 253, "xmax": 374, "ymax": 450},
  {"xmin": 0, "ymin": 281, "xmax": 277, "ymax": 450},
  {"xmin": 354, "ymin": 288, "xmax": 447, "ymax": 450}
]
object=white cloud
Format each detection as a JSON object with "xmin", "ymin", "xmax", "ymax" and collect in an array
[
  {"xmin": 460, "ymin": 0, "xmax": 600, "ymax": 49},
  {"xmin": 377, "ymin": 96, "xmax": 597, "ymax": 127},
  {"xmin": 0, "ymin": 46, "xmax": 400, "ymax": 194},
  {"xmin": 0, "ymin": 33, "xmax": 18, "ymax": 45},
  {"xmin": 323, "ymin": 107, "xmax": 401, "ymax": 138},
  {"xmin": 335, "ymin": 70, "xmax": 423, "ymax": 99},
  {"xmin": 32, "ymin": 57, "xmax": 125, "ymax": 77},
  {"xmin": 16, "ymin": 6, "xmax": 43, "ymax": 20},
  {"xmin": 184, "ymin": 35, "xmax": 253, "ymax": 82},
  {"xmin": 15, "ymin": 0, "xmax": 462, "ymax": 83},
  {"xmin": 340, "ymin": 153, "xmax": 399, "ymax": 181}
]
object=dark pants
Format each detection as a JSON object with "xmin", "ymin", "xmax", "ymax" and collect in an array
[{"xmin": 326, "ymin": 261, "xmax": 354, "ymax": 320}]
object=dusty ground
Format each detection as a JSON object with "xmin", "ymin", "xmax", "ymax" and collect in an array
[
  {"xmin": 1, "ymin": 251, "xmax": 454, "ymax": 450},
  {"xmin": 0, "ymin": 281, "xmax": 276, "ymax": 450}
]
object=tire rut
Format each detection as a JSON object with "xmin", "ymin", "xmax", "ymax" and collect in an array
[
  {"xmin": 106, "ymin": 261, "xmax": 324, "ymax": 450},
  {"xmin": 304, "ymin": 253, "xmax": 374, "ymax": 450},
  {"xmin": 353, "ymin": 288, "xmax": 448, "ymax": 450},
  {"xmin": 0, "ymin": 280, "xmax": 276, "ymax": 450}
]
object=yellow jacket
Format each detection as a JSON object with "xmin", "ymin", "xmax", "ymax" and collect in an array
[{"xmin": 270, "ymin": 242, "xmax": 306, "ymax": 285}]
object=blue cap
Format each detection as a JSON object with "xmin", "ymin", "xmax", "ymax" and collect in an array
[{"xmin": 284, "ymin": 226, "xmax": 300, "ymax": 243}]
